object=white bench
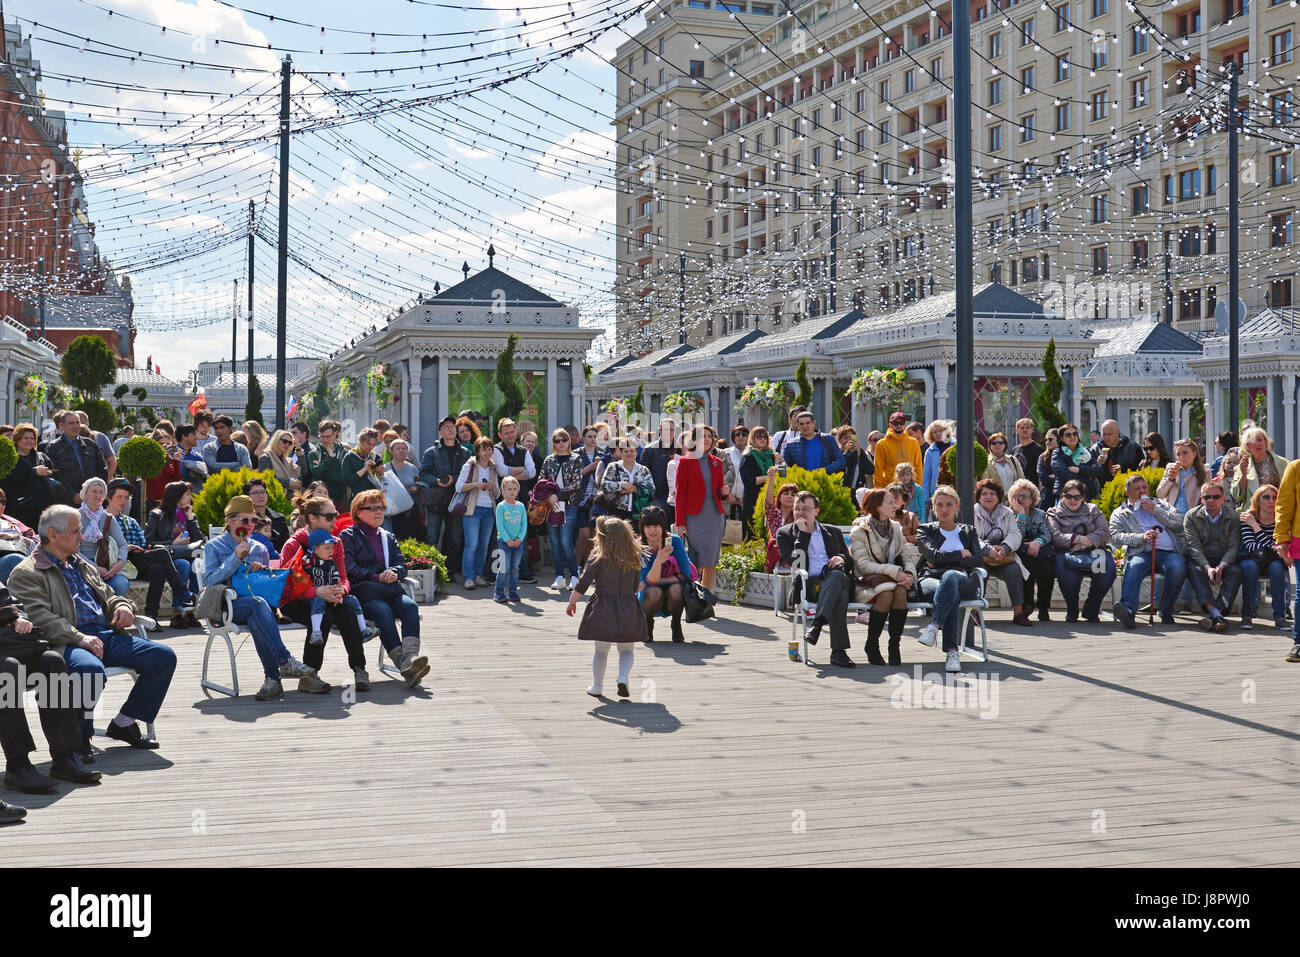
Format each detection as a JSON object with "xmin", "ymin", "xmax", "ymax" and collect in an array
[
  {"xmin": 784, "ymin": 566, "xmax": 989, "ymax": 666},
  {"xmin": 96, "ymin": 614, "xmax": 161, "ymax": 742},
  {"xmin": 374, "ymin": 579, "xmax": 421, "ymax": 679}
]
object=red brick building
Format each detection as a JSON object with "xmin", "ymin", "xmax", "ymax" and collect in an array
[{"xmin": 0, "ymin": 20, "xmax": 134, "ymax": 366}]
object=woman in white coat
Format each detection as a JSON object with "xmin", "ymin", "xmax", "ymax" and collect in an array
[{"xmin": 973, "ymin": 478, "xmax": 1033, "ymax": 626}]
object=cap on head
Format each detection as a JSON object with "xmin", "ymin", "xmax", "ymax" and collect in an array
[
  {"xmin": 224, "ymin": 495, "xmax": 255, "ymax": 518},
  {"xmin": 107, "ymin": 479, "xmax": 134, "ymax": 496},
  {"xmin": 889, "ymin": 412, "xmax": 906, "ymax": 425},
  {"xmin": 307, "ymin": 528, "xmax": 336, "ymax": 549}
]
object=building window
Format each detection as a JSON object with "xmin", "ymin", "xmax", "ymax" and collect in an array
[
  {"xmin": 1132, "ymin": 238, "xmax": 1149, "ymax": 266},
  {"xmin": 1055, "ymin": 53, "xmax": 1070, "ymax": 82},
  {"xmin": 1272, "ymin": 212, "xmax": 1294, "ymax": 247},
  {"xmin": 1207, "ymin": 223, "xmax": 1217, "ymax": 254},
  {"xmin": 1055, "ymin": 102, "xmax": 1070, "ymax": 131},
  {"xmin": 1131, "ymin": 185, "xmax": 1148, "ymax": 213},
  {"xmin": 1273, "ymin": 92, "xmax": 1295, "ymax": 126},
  {"xmin": 1131, "ymin": 25, "xmax": 1148, "ymax": 54},
  {"xmin": 1272, "ymin": 153, "xmax": 1293, "ymax": 186},
  {"xmin": 879, "ymin": 120, "xmax": 890, "ymax": 144},
  {"xmin": 1020, "ymin": 114, "xmax": 1036, "ymax": 142},
  {"xmin": 1178, "ymin": 289, "xmax": 1202, "ymax": 319},
  {"xmin": 706, "ymin": 219, "xmax": 713, "ymax": 238},
  {"xmin": 1271, "ymin": 29, "xmax": 1293, "ymax": 66},
  {"xmin": 1092, "ymin": 195, "xmax": 1107, "ymax": 223},
  {"xmin": 1092, "ymin": 44, "xmax": 1108, "ymax": 69},
  {"xmin": 689, "ymin": 60, "xmax": 705, "ymax": 77},
  {"xmin": 989, "ymin": 124, "xmax": 1003, "ymax": 151},
  {"xmin": 1178, "ymin": 168, "xmax": 1201, "ymax": 199},
  {"xmin": 1130, "ymin": 408, "xmax": 1159, "ymax": 441},
  {"xmin": 988, "ymin": 78, "xmax": 1002, "ymax": 105},
  {"xmin": 1178, "ymin": 226, "xmax": 1201, "ymax": 256},
  {"xmin": 1131, "ymin": 76, "xmax": 1148, "ymax": 109},
  {"xmin": 1091, "ymin": 246, "xmax": 1108, "ymax": 274},
  {"xmin": 1272, "ymin": 278, "xmax": 1294, "ymax": 307},
  {"xmin": 989, "ymin": 32, "xmax": 1002, "ymax": 58},
  {"xmin": 1090, "ymin": 90, "xmax": 1108, "ymax": 120},
  {"xmin": 1054, "ymin": 3, "xmax": 1071, "ymax": 31},
  {"xmin": 1091, "ymin": 0, "xmax": 1106, "ymax": 17},
  {"xmin": 930, "ymin": 56, "xmax": 943, "ymax": 81},
  {"xmin": 1020, "ymin": 17, "xmax": 1035, "ymax": 45},
  {"xmin": 1175, "ymin": 9, "xmax": 1200, "ymax": 37}
]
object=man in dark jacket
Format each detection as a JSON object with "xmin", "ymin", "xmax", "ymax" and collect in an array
[
  {"xmin": 1089, "ymin": 419, "xmax": 1143, "ymax": 481},
  {"xmin": 1012, "ymin": 417, "xmax": 1044, "ymax": 487},
  {"xmin": 419, "ymin": 416, "xmax": 470, "ymax": 581},
  {"xmin": 45, "ymin": 411, "xmax": 108, "ymax": 506},
  {"xmin": 0, "ymin": 583, "xmax": 101, "ymax": 800},
  {"xmin": 776, "ymin": 490, "xmax": 855, "ymax": 668},
  {"xmin": 638, "ymin": 418, "xmax": 679, "ymax": 519}
]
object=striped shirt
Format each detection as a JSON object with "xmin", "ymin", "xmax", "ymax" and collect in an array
[{"xmin": 1241, "ymin": 520, "xmax": 1276, "ymax": 556}]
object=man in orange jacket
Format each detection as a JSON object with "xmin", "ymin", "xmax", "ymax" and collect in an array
[{"xmin": 873, "ymin": 411, "xmax": 923, "ymax": 488}]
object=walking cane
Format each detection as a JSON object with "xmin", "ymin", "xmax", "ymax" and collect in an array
[{"xmin": 1149, "ymin": 524, "xmax": 1163, "ymax": 626}]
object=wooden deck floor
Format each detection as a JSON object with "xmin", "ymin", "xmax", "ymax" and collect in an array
[{"xmin": 4, "ymin": 587, "xmax": 1299, "ymax": 867}]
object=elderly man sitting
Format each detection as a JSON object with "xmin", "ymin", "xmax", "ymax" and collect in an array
[
  {"xmin": 1109, "ymin": 473, "xmax": 1188, "ymax": 628},
  {"xmin": 8, "ymin": 505, "xmax": 176, "ymax": 758}
]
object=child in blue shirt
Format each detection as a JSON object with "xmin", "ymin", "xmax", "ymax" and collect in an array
[{"xmin": 494, "ymin": 476, "xmax": 528, "ymax": 602}]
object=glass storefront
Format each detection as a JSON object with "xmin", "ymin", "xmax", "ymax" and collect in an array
[{"xmin": 448, "ymin": 369, "xmax": 546, "ymax": 437}]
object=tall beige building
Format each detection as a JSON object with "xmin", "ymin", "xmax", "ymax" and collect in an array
[{"xmin": 613, "ymin": 0, "xmax": 1298, "ymax": 354}]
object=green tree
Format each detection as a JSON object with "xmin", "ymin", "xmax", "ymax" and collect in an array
[
  {"xmin": 245, "ymin": 374, "xmax": 265, "ymax": 426},
  {"xmin": 61, "ymin": 334, "xmax": 118, "ymax": 400},
  {"xmin": 116, "ymin": 436, "xmax": 167, "ymax": 522},
  {"xmin": 795, "ymin": 357, "xmax": 813, "ymax": 409},
  {"xmin": 495, "ymin": 333, "xmax": 524, "ymax": 422},
  {"xmin": 1031, "ymin": 337, "xmax": 1068, "ymax": 432},
  {"xmin": 74, "ymin": 397, "xmax": 118, "ymax": 434},
  {"xmin": 307, "ymin": 370, "xmax": 331, "ymax": 430},
  {"xmin": 630, "ymin": 382, "xmax": 645, "ymax": 414}
]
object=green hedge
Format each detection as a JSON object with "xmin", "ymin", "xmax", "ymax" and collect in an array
[
  {"xmin": 193, "ymin": 467, "xmax": 294, "ymax": 532},
  {"xmin": 749, "ymin": 463, "xmax": 856, "ymax": 539}
]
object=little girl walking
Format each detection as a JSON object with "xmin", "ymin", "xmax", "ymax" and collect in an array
[{"xmin": 566, "ymin": 516, "xmax": 649, "ymax": 699}]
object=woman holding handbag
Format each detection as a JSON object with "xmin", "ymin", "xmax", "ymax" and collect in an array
[
  {"xmin": 3, "ymin": 424, "xmax": 60, "ymax": 528},
  {"xmin": 596, "ymin": 437, "xmax": 655, "ymax": 523},
  {"xmin": 1046, "ymin": 478, "xmax": 1117, "ymax": 623},
  {"xmin": 202, "ymin": 495, "xmax": 317, "ymax": 701},
  {"xmin": 534, "ymin": 428, "xmax": 585, "ymax": 591},
  {"xmin": 340, "ymin": 488, "xmax": 430, "ymax": 688},
  {"xmin": 1008, "ymin": 478, "xmax": 1056, "ymax": 622},
  {"xmin": 973, "ymin": 478, "xmax": 1032, "ymax": 626},
  {"xmin": 850, "ymin": 488, "xmax": 918, "ymax": 665},
  {"xmin": 383, "ymin": 438, "xmax": 425, "ymax": 541},
  {"xmin": 673, "ymin": 423, "xmax": 729, "ymax": 592},
  {"xmin": 638, "ymin": 506, "xmax": 691, "ymax": 642},
  {"xmin": 454, "ymin": 437, "xmax": 501, "ymax": 590}
]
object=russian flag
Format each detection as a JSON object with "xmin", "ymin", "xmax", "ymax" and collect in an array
[{"xmin": 285, "ymin": 395, "xmax": 298, "ymax": 419}]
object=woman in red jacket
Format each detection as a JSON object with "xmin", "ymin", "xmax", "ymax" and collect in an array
[{"xmin": 673, "ymin": 423, "xmax": 729, "ymax": 591}]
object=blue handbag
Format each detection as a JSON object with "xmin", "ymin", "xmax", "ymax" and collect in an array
[{"xmin": 229, "ymin": 563, "xmax": 290, "ymax": 606}]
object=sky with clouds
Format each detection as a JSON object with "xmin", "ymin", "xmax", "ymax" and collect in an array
[{"xmin": 15, "ymin": 0, "xmax": 644, "ymax": 386}]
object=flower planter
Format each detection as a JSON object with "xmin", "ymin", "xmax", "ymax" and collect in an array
[
  {"xmin": 714, "ymin": 570, "xmax": 777, "ymax": 609},
  {"xmin": 406, "ymin": 568, "xmax": 442, "ymax": 603}
]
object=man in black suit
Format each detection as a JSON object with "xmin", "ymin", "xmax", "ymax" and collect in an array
[{"xmin": 776, "ymin": 491, "xmax": 856, "ymax": 668}]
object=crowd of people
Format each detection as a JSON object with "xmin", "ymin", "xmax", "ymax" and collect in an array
[{"xmin": 2, "ymin": 400, "xmax": 1298, "ymax": 824}]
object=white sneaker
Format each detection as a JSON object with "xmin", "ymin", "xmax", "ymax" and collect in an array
[
  {"xmin": 551, "ymin": 576, "xmax": 566, "ymax": 590},
  {"xmin": 568, "ymin": 575, "xmax": 579, "ymax": 590},
  {"xmin": 917, "ymin": 623, "xmax": 938, "ymax": 647},
  {"xmin": 586, "ymin": 684, "xmax": 603, "ymax": 697},
  {"xmin": 945, "ymin": 650, "xmax": 962, "ymax": 673}
]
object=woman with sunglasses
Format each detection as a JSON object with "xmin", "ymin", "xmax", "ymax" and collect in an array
[
  {"xmin": 534, "ymin": 427, "xmax": 585, "ymax": 591},
  {"xmin": 1036, "ymin": 428, "xmax": 1061, "ymax": 510},
  {"xmin": 279, "ymin": 497, "xmax": 370, "ymax": 691},
  {"xmin": 1228, "ymin": 427, "xmax": 1289, "ymax": 510},
  {"xmin": 1050, "ymin": 423, "xmax": 1103, "ymax": 500},
  {"xmin": 340, "ymin": 489, "xmax": 430, "ymax": 688},
  {"xmin": 202, "ymin": 495, "xmax": 318, "ymax": 701},
  {"xmin": 1045, "ymin": 478, "xmax": 1117, "ymax": 623},
  {"xmin": 1142, "ymin": 433, "xmax": 1173, "ymax": 470},
  {"xmin": 258, "ymin": 429, "xmax": 303, "ymax": 496},
  {"xmin": 740, "ymin": 426, "xmax": 782, "ymax": 539},
  {"xmin": 1240, "ymin": 485, "xmax": 1287, "ymax": 630},
  {"xmin": 1008, "ymin": 478, "xmax": 1055, "ymax": 622},
  {"xmin": 982, "ymin": 432, "xmax": 1024, "ymax": 493}
]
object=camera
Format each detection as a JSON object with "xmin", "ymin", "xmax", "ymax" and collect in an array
[{"xmin": 777, "ymin": 464, "xmax": 787, "ymax": 477}]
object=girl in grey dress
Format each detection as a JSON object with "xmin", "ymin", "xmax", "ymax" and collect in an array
[{"xmin": 566, "ymin": 516, "xmax": 649, "ymax": 699}]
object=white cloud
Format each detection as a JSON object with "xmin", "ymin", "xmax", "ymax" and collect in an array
[
  {"xmin": 536, "ymin": 129, "xmax": 615, "ymax": 179},
  {"xmin": 323, "ymin": 182, "xmax": 391, "ymax": 206},
  {"xmin": 445, "ymin": 137, "xmax": 496, "ymax": 160}
]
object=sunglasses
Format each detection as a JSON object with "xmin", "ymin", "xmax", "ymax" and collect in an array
[
  {"xmin": 318, "ymin": 512, "xmax": 339, "ymax": 520},
  {"xmin": 280, "ymin": 438, "xmax": 292, "ymax": 445},
  {"xmin": 1062, "ymin": 493, "xmax": 1083, "ymax": 501},
  {"xmin": 233, "ymin": 517, "xmax": 256, "ymax": 526},
  {"xmin": 990, "ymin": 440, "xmax": 1006, "ymax": 446},
  {"xmin": 1060, "ymin": 431, "xmax": 1078, "ymax": 438},
  {"xmin": 554, "ymin": 437, "xmax": 570, "ymax": 443},
  {"xmin": 1201, "ymin": 494, "xmax": 1223, "ymax": 501}
]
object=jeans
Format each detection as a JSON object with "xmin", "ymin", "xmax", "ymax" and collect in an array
[
  {"xmin": 133, "ymin": 548, "xmax": 191, "ymax": 616},
  {"xmin": 174, "ymin": 557, "xmax": 200, "ymax": 597},
  {"xmin": 1293, "ymin": 563, "xmax": 1300, "ymax": 642},
  {"xmin": 1241, "ymin": 556, "xmax": 1288, "ymax": 621},
  {"xmin": 547, "ymin": 507, "xmax": 579, "ymax": 581},
  {"xmin": 282, "ymin": 599, "xmax": 366, "ymax": 671},
  {"xmin": 230, "ymin": 594, "xmax": 294, "ymax": 681},
  {"xmin": 104, "ymin": 573, "xmax": 130, "ymax": 596},
  {"xmin": 1188, "ymin": 560, "xmax": 1243, "ymax": 614},
  {"xmin": 310, "ymin": 593, "xmax": 363, "ymax": 625},
  {"xmin": 0, "ymin": 552, "xmax": 25, "ymax": 584},
  {"xmin": 63, "ymin": 628, "xmax": 177, "ymax": 742},
  {"xmin": 1053, "ymin": 550, "xmax": 1117, "ymax": 617},
  {"xmin": 1119, "ymin": 549, "xmax": 1187, "ymax": 619},
  {"xmin": 495, "ymin": 542, "xmax": 523, "ymax": 598},
  {"xmin": 426, "ymin": 509, "xmax": 463, "ymax": 577},
  {"xmin": 919, "ymin": 570, "xmax": 976, "ymax": 652},
  {"xmin": 1019, "ymin": 549, "xmax": 1056, "ymax": 614},
  {"xmin": 461, "ymin": 506, "xmax": 495, "ymax": 580},
  {"xmin": 352, "ymin": 582, "xmax": 418, "ymax": 652}
]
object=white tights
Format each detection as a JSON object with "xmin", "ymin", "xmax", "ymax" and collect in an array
[{"xmin": 591, "ymin": 641, "xmax": 635, "ymax": 690}]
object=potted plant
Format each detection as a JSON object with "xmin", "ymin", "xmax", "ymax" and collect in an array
[
  {"xmin": 398, "ymin": 538, "xmax": 448, "ymax": 601},
  {"xmin": 662, "ymin": 390, "xmax": 705, "ymax": 419},
  {"xmin": 846, "ymin": 366, "xmax": 920, "ymax": 408},
  {"xmin": 736, "ymin": 378, "xmax": 794, "ymax": 422},
  {"xmin": 366, "ymin": 363, "xmax": 400, "ymax": 407}
]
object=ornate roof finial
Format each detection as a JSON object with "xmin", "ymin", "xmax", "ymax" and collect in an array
[
  {"xmin": 487, "ymin": 243, "xmax": 496, "ymax": 268},
  {"xmin": 462, "ymin": 261, "xmax": 470, "ymax": 280},
  {"xmin": 434, "ymin": 281, "xmax": 441, "ymax": 295}
]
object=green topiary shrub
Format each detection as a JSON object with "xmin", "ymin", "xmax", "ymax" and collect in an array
[
  {"xmin": 74, "ymin": 396, "xmax": 118, "ymax": 434},
  {"xmin": 0, "ymin": 436, "xmax": 17, "ymax": 480},
  {"xmin": 939, "ymin": 441, "xmax": 990, "ymax": 489},
  {"xmin": 749, "ymin": 463, "xmax": 856, "ymax": 539},
  {"xmin": 1095, "ymin": 466, "xmax": 1167, "ymax": 519},
  {"xmin": 116, "ymin": 436, "xmax": 168, "ymax": 521},
  {"xmin": 193, "ymin": 467, "xmax": 293, "ymax": 533}
]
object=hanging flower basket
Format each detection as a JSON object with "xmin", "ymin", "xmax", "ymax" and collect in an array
[
  {"xmin": 334, "ymin": 375, "xmax": 359, "ymax": 407},
  {"xmin": 662, "ymin": 390, "xmax": 705, "ymax": 418},
  {"xmin": 366, "ymin": 363, "xmax": 400, "ymax": 406},
  {"xmin": 602, "ymin": 396, "xmax": 630, "ymax": 415},
  {"xmin": 15, "ymin": 374, "xmax": 47, "ymax": 410},
  {"xmin": 847, "ymin": 366, "xmax": 920, "ymax": 408},
  {"xmin": 736, "ymin": 378, "xmax": 793, "ymax": 415},
  {"xmin": 46, "ymin": 384, "xmax": 71, "ymax": 410}
]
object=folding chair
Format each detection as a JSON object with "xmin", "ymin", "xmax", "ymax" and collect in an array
[
  {"xmin": 788, "ymin": 568, "xmax": 870, "ymax": 666},
  {"xmin": 374, "ymin": 579, "xmax": 420, "ymax": 679},
  {"xmin": 95, "ymin": 614, "xmax": 161, "ymax": 742},
  {"xmin": 906, "ymin": 567, "xmax": 990, "ymax": 663}
]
